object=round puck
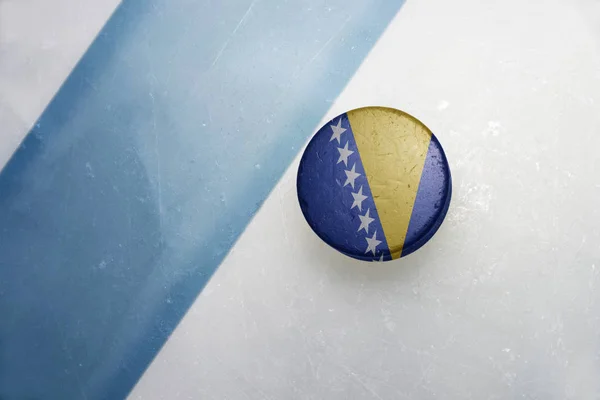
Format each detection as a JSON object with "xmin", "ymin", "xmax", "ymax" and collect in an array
[{"xmin": 297, "ymin": 106, "xmax": 451, "ymax": 262}]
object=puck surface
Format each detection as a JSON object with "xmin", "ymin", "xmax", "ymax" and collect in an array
[{"xmin": 297, "ymin": 106, "xmax": 451, "ymax": 262}]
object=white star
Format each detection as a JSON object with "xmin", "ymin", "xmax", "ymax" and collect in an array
[
  {"xmin": 371, "ymin": 253, "xmax": 384, "ymax": 262},
  {"xmin": 337, "ymin": 141, "xmax": 354, "ymax": 166},
  {"xmin": 344, "ymin": 163, "xmax": 361, "ymax": 188},
  {"xmin": 365, "ymin": 231, "xmax": 382, "ymax": 256},
  {"xmin": 357, "ymin": 208, "xmax": 375, "ymax": 233},
  {"xmin": 351, "ymin": 186, "xmax": 368, "ymax": 211},
  {"xmin": 329, "ymin": 118, "xmax": 347, "ymax": 144}
]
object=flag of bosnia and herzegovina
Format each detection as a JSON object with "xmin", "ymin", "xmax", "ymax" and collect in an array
[{"xmin": 297, "ymin": 107, "xmax": 452, "ymax": 261}]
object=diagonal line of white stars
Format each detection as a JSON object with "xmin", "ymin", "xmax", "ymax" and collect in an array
[{"xmin": 328, "ymin": 118, "xmax": 383, "ymax": 259}]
